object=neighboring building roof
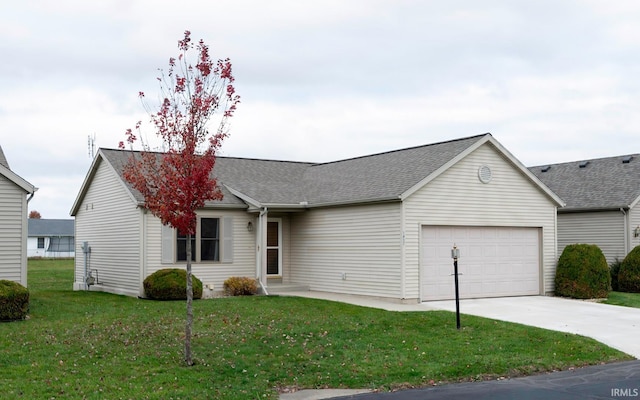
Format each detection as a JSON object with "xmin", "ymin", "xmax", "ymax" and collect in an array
[
  {"xmin": 530, "ymin": 154, "xmax": 640, "ymax": 211},
  {"xmin": 28, "ymin": 219, "xmax": 75, "ymax": 237},
  {"xmin": 72, "ymin": 133, "xmax": 563, "ymax": 215}
]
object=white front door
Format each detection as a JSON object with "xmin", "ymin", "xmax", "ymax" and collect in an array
[{"xmin": 266, "ymin": 219, "xmax": 282, "ymax": 276}]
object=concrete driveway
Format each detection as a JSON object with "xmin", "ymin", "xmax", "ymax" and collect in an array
[{"xmin": 424, "ymin": 296, "xmax": 640, "ymax": 359}]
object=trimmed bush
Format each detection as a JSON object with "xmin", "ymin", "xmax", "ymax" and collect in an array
[
  {"xmin": 0, "ymin": 280, "xmax": 29, "ymax": 321},
  {"xmin": 619, "ymin": 245, "xmax": 640, "ymax": 293},
  {"xmin": 143, "ymin": 269, "xmax": 203, "ymax": 300},
  {"xmin": 223, "ymin": 276, "xmax": 258, "ymax": 296},
  {"xmin": 610, "ymin": 257, "xmax": 623, "ymax": 292},
  {"xmin": 554, "ymin": 244, "xmax": 610, "ymax": 299}
]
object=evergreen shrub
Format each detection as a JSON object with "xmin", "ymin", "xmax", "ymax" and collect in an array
[
  {"xmin": 554, "ymin": 244, "xmax": 610, "ymax": 299},
  {"xmin": 619, "ymin": 245, "xmax": 640, "ymax": 293},
  {"xmin": 143, "ymin": 268, "xmax": 203, "ymax": 300},
  {"xmin": 0, "ymin": 280, "xmax": 29, "ymax": 321}
]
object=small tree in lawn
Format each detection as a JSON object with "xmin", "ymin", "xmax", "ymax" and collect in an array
[{"xmin": 119, "ymin": 30, "xmax": 240, "ymax": 366}]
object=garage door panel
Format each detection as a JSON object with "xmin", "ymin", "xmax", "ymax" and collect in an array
[{"xmin": 421, "ymin": 226, "xmax": 541, "ymax": 301}]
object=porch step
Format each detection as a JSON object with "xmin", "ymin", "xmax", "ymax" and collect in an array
[{"xmin": 266, "ymin": 284, "xmax": 310, "ymax": 294}]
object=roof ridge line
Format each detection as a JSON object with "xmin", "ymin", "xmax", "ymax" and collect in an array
[
  {"xmin": 310, "ymin": 133, "xmax": 491, "ymax": 167},
  {"xmin": 531, "ymin": 153, "xmax": 640, "ymax": 168}
]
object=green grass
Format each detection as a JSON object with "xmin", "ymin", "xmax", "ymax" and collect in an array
[
  {"xmin": 0, "ymin": 259, "xmax": 632, "ymax": 399},
  {"xmin": 603, "ymin": 291, "xmax": 640, "ymax": 308}
]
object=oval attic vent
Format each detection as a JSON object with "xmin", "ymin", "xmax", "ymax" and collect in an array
[{"xmin": 478, "ymin": 165, "xmax": 492, "ymax": 183}]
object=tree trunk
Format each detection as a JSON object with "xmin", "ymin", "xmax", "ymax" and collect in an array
[{"xmin": 185, "ymin": 233, "xmax": 194, "ymax": 366}]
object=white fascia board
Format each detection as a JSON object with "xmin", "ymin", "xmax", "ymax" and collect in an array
[
  {"xmin": 399, "ymin": 134, "xmax": 566, "ymax": 207},
  {"xmin": 628, "ymin": 195, "xmax": 640, "ymax": 210},
  {"xmin": 487, "ymin": 138, "xmax": 565, "ymax": 207},
  {"xmin": 399, "ymin": 134, "xmax": 491, "ymax": 201},
  {"xmin": 224, "ymin": 185, "xmax": 263, "ymax": 209},
  {"xmin": 0, "ymin": 164, "xmax": 37, "ymax": 194},
  {"xmin": 70, "ymin": 151, "xmax": 104, "ymax": 216},
  {"xmin": 70, "ymin": 149, "xmax": 140, "ymax": 216}
]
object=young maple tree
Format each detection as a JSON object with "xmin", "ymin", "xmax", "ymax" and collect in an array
[{"xmin": 119, "ymin": 30, "xmax": 240, "ymax": 366}]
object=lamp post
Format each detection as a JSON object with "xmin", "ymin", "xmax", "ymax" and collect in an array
[{"xmin": 451, "ymin": 244, "xmax": 461, "ymax": 330}]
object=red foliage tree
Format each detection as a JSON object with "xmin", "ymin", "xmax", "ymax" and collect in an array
[
  {"xmin": 28, "ymin": 210, "xmax": 42, "ymax": 219},
  {"xmin": 119, "ymin": 30, "xmax": 240, "ymax": 366}
]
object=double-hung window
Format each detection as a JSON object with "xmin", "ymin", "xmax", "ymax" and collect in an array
[{"xmin": 176, "ymin": 218, "xmax": 220, "ymax": 262}]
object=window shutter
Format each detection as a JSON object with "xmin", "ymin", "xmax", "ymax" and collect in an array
[
  {"xmin": 161, "ymin": 224, "xmax": 174, "ymax": 264},
  {"xmin": 222, "ymin": 216, "xmax": 234, "ymax": 263}
]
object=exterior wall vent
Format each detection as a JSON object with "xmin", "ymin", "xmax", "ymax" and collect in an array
[
  {"xmin": 579, "ymin": 161, "xmax": 589, "ymax": 168},
  {"xmin": 541, "ymin": 166, "xmax": 551, "ymax": 172},
  {"xmin": 623, "ymin": 156, "xmax": 633, "ymax": 164},
  {"xmin": 478, "ymin": 165, "xmax": 492, "ymax": 183}
]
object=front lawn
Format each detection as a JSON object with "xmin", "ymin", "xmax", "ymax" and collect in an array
[
  {"xmin": 0, "ymin": 259, "xmax": 632, "ymax": 399},
  {"xmin": 603, "ymin": 291, "xmax": 640, "ymax": 308}
]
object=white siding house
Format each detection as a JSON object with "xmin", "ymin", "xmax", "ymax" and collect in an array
[
  {"xmin": 72, "ymin": 134, "xmax": 563, "ymax": 301},
  {"xmin": 531, "ymin": 154, "xmax": 640, "ymax": 264},
  {"xmin": 27, "ymin": 219, "xmax": 75, "ymax": 258},
  {"xmin": 0, "ymin": 146, "xmax": 37, "ymax": 286}
]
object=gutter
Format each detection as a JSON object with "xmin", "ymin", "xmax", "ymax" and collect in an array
[{"xmin": 27, "ymin": 192, "xmax": 35, "ymax": 203}]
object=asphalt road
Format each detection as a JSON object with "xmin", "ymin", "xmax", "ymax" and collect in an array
[{"xmin": 332, "ymin": 360, "xmax": 640, "ymax": 400}]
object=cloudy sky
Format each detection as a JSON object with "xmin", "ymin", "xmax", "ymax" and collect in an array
[{"xmin": 2, "ymin": 1, "xmax": 640, "ymax": 219}]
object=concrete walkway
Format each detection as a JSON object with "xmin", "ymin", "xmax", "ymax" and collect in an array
[{"xmin": 426, "ymin": 296, "xmax": 640, "ymax": 359}]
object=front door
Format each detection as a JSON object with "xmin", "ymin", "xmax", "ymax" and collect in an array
[{"xmin": 266, "ymin": 219, "xmax": 281, "ymax": 276}]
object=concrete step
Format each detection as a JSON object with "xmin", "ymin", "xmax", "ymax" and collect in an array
[{"xmin": 266, "ymin": 284, "xmax": 310, "ymax": 294}]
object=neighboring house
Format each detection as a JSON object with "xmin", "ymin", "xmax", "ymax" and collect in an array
[
  {"xmin": 530, "ymin": 154, "xmax": 640, "ymax": 265},
  {"xmin": 71, "ymin": 133, "xmax": 563, "ymax": 301},
  {"xmin": 0, "ymin": 146, "xmax": 37, "ymax": 286},
  {"xmin": 27, "ymin": 219, "xmax": 75, "ymax": 258}
]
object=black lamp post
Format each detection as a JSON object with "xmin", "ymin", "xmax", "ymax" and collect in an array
[{"xmin": 451, "ymin": 244, "xmax": 461, "ymax": 330}]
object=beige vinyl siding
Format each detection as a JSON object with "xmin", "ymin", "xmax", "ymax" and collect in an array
[
  {"xmin": 74, "ymin": 159, "xmax": 141, "ymax": 296},
  {"xmin": 403, "ymin": 143, "xmax": 558, "ymax": 299},
  {"xmin": 558, "ymin": 211, "xmax": 626, "ymax": 264},
  {"xmin": 144, "ymin": 209, "xmax": 256, "ymax": 292},
  {"xmin": 0, "ymin": 175, "xmax": 28, "ymax": 285},
  {"xmin": 290, "ymin": 203, "xmax": 402, "ymax": 298}
]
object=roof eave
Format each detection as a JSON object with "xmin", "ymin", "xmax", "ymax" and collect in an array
[
  {"xmin": 0, "ymin": 164, "xmax": 37, "ymax": 194},
  {"xmin": 306, "ymin": 196, "xmax": 401, "ymax": 209},
  {"xmin": 559, "ymin": 206, "xmax": 630, "ymax": 213}
]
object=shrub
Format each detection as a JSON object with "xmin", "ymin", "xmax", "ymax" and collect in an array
[
  {"xmin": 0, "ymin": 280, "xmax": 29, "ymax": 321},
  {"xmin": 223, "ymin": 276, "xmax": 258, "ymax": 296},
  {"xmin": 619, "ymin": 245, "xmax": 640, "ymax": 293},
  {"xmin": 554, "ymin": 244, "xmax": 610, "ymax": 299},
  {"xmin": 610, "ymin": 257, "xmax": 623, "ymax": 291},
  {"xmin": 143, "ymin": 269, "xmax": 203, "ymax": 300}
]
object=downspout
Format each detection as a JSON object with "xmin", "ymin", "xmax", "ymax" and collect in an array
[
  {"xmin": 27, "ymin": 192, "xmax": 35, "ymax": 204},
  {"xmin": 621, "ymin": 207, "xmax": 629, "ymax": 256},
  {"xmin": 257, "ymin": 207, "xmax": 269, "ymax": 295}
]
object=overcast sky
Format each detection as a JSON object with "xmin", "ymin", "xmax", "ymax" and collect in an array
[{"xmin": 2, "ymin": 1, "xmax": 640, "ymax": 219}]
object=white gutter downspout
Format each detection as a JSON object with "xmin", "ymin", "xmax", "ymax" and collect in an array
[
  {"xmin": 621, "ymin": 208, "xmax": 630, "ymax": 255},
  {"xmin": 257, "ymin": 207, "xmax": 269, "ymax": 295}
]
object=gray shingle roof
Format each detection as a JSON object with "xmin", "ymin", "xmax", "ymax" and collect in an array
[
  {"xmin": 529, "ymin": 154, "xmax": 640, "ymax": 211},
  {"xmin": 302, "ymin": 135, "xmax": 486, "ymax": 204},
  {"xmin": 28, "ymin": 219, "xmax": 74, "ymax": 236},
  {"xmin": 0, "ymin": 145, "xmax": 10, "ymax": 169},
  {"xmin": 99, "ymin": 134, "xmax": 489, "ymax": 208}
]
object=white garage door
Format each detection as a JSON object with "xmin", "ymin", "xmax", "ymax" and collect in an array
[{"xmin": 421, "ymin": 226, "xmax": 540, "ymax": 301}]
